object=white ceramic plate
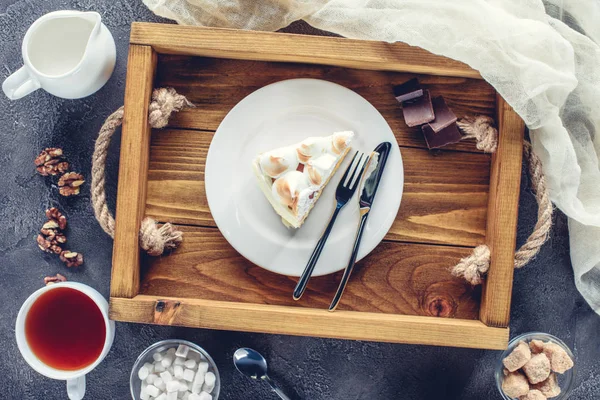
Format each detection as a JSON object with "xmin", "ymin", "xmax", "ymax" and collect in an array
[{"xmin": 205, "ymin": 79, "xmax": 403, "ymax": 277}]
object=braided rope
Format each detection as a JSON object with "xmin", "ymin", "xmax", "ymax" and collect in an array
[
  {"xmin": 91, "ymin": 88, "xmax": 192, "ymax": 255},
  {"xmin": 451, "ymin": 116, "xmax": 553, "ymax": 285}
]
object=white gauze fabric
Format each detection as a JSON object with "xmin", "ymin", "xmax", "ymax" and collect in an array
[{"xmin": 143, "ymin": 0, "xmax": 600, "ymax": 314}]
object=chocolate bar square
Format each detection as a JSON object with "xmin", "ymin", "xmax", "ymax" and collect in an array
[
  {"xmin": 401, "ymin": 89, "xmax": 435, "ymax": 127},
  {"xmin": 393, "ymin": 78, "xmax": 424, "ymax": 103},
  {"xmin": 428, "ymin": 96, "xmax": 457, "ymax": 132},
  {"xmin": 422, "ymin": 122, "xmax": 463, "ymax": 149}
]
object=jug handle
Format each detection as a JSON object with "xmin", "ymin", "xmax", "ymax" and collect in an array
[{"xmin": 2, "ymin": 66, "xmax": 41, "ymax": 100}]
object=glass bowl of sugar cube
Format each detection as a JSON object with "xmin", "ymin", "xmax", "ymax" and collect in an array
[
  {"xmin": 131, "ymin": 339, "xmax": 220, "ymax": 400},
  {"xmin": 495, "ymin": 332, "xmax": 575, "ymax": 400}
]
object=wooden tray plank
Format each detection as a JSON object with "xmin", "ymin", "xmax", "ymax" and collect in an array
[
  {"xmin": 111, "ymin": 45, "xmax": 156, "ymax": 299},
  {"xmin": 154, "ymin": 56, "xmax": 496, "ymax": 153},
  {"xmin": 138, "ymin": 226, "xmax": 481, "ymax": 319},
  {"xmin": 110, "ymin": 295, "xmax": 508, "ymax": 350},
  {"xmin": 480, "ymin": 96, "xmax": 524, "ymax": 327},
  {"xmin": 145, "ymin": 129, "xmax": 490, "ymax": 247},
  {"xmin": 131, "ymin": 23, "xmax": 481, "ymax": 79}
]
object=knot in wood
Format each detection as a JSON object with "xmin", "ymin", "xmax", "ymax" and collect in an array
[{"xmin": 425, "ymin": 295, "xmax": 456, "ymax": 318}]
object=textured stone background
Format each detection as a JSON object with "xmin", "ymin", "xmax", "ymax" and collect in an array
[{"xmin": 1, "ymin": 1, "xmax": 599, "ymax": 399}]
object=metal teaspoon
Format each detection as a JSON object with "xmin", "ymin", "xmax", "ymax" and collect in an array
[{"xmin": 233, "ymin": 348, "xmax": 292, "ymax": 400}]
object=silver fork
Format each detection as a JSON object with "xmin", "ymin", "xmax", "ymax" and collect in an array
[{"xmin": 293, "ymin": 151, "xmax": 368, "ymax": 301}]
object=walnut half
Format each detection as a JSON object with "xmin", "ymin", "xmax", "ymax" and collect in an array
[
  {"xmin": 45, "ymin": 207, "xmax": 67, "ymax": 230},
  {"xmin": 60, "ymin": 251, "xmax": 84, "ymax": 267},
  {"xmin": 35, "ymin": 148, "xmax": 69, "ymax": 176},
  {"xmin": 44, "ymin": 273, "xmax": 67, "ymax": 286},
  {"xmin": 58, "ymin": 172, "xmax": 85, "ymax": 197}
]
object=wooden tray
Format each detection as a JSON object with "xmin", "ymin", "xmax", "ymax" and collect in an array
[{"xmin": 108, "ymin": 23, "xmax": 524, "ymax": 350}]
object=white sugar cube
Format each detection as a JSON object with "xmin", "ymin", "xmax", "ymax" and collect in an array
[
  {"xmin": 143, "ymin": 362, "xmax": 155, "ymax": 372},
  {"xmin": 184, "ymin": 359, "xmax": 197, "ymax": 369},
  {"xmin": 183, "ymin": 368, "xmax": 195, "ymax": 382},
  {"xmin": 197, "ymin": 362, "xmax": 209, "ymax": 375},
  {"xmin": 181, "ymin": 393, "xmax": 190, "ymax": 400},
  {"xmin": 176, "ymin": 344, "xmax": 190, "ymax": 358},
  {"xmin": 174, "ymin": 365, "xmax": 184, "ymax": 379},
  {"xmin": 156, "ymin": 394, "xmax": 167, "ymax": 400},
  {"xmin": 146, "ymin": 384, "xmax": 160, "ymax": 397},
  {"xmin": 188, "ymin": 394, "xmax": 202, "ymax": 400},
  {"xmin": 168, "ymin": 366, "xmax": 175, "ymax": 375},
  {"xmin": 146, "ymin": 373, "xmax": 158, "ymax": 385},
  {"xmin": 153, "ymin": 352, "xmax": 163, "ymax": 362},
  {"xmin": 140, "ymin": 385, "xmax": 149, "ymax": 400},
  {"xmin": 160, "ymin": 371, "xmax": 174, "ymax": 383},
  {"xmin": 167, "ymin": 392, "xmax": 178, "ymax": 400},
  {"xmin": 154, "ymin": 378, "xmax": 166, "ymax": 391},
  {"xmin": 178, "ymin": 382, "xmax": 189, "ymax": 392},
  {"xmin": 198, "ymin": 392, "xmax": 212, "ymax": 400},
  {"xmin": 138, "ymin": 366, "xmax": 149, "ymax": 381},
  {"xmin": 166, "ymin": 380, "xmax": 180, "ymax": 392},
  {"xmin": 174, "ymin": 357, "xmax": 186, "ymax": 366},
  {"xmin": 187, "ymin": 351, "xmax": 202, "ymax": 363},
  {"xmin": 167, "ymin": 347, "xmax": 177, "ymax": 356},
  {"xmin": 162, "ymin": 356, "xmax": 174, "ymax": 368},
  {"xmin": 202, "ymin": 372, "xmax": 216, "ymax": 393},
  {"xmin": 192, "ymin": 369, "xmax": 205, "ymax": 394},
  {"xmin": 154, "ymin": 362, "xmax": 166, "ymax": 373}
]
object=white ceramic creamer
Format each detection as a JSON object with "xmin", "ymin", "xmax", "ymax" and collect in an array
[{"xmin": 2, "ymin": 10, "xmax": 116, "ymax": 100}]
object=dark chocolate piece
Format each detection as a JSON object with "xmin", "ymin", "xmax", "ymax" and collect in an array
[
  {"xmin": 422, "ymin": 122, "xmax": 463, "ymax": 149},
  {"xmin": 401, "ymin": 89, "xmax": 434, "ymax": 127},
  {"xmin": 394, "ymin": 78, "xmax": 424, "ymax": 103},
  {"xmin": 428, "ymin": 96, "xmax": 457, "ymax": 132}
]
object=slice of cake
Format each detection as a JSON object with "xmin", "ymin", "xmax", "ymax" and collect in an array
[{"xmin": 253, "ymin": 131, "xmax": 354, "ymax": 228}]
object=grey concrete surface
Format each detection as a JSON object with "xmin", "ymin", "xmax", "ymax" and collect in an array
[{"xmin": 0, "ymin": 1, "xmax": 599, "ymax": 399}]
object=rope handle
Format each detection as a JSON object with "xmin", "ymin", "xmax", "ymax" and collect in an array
[
  {"xmin": 451, "ymin": 116, "xmax": 553, "ymax": 285},
  {"xmin": 91, "ymin": 88, "xmax": 193, "ymax": 256}
]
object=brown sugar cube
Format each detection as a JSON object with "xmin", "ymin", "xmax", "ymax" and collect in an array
[
  {"xmin": 543, "ymin": 342, "xmax": 574, "ymax": 373},
  {"xmin": 519, "ymin": 389, "xmax": 547, "ymax": 400},
  {"xmin": 522, "ymin": 354, "xmax": 551, "ymax": 384},
  {"xmin": 529, "ymin": 340, "xmax": 545, "ymax": 354},
  {"xmin": 503, "ymin": 341, "xmax": 532, "ymax": 372},
  {"xmin": 502, "ymin": 371, "xmax": 530, "ymax": 398},
  {"xmin": 532, "ymin": 373, "xmax": 561, "ymax": 398}
]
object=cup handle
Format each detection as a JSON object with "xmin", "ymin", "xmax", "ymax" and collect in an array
[
  {"xmin": 66, "ymin": 375, "xmax": 86, "ymax": 400},
  {"xmin": 2, "ymin": 66, "xmax": 41, "ymax": 100}
]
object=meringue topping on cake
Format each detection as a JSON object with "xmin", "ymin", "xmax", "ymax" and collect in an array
[
  {"xmin": 305, "ymin": 153, "xmax": 337, "ymax": 186},
  {"xmin": 258, "ymin": 146, "xmax": 299, "ymax": 178},
  {"xmin": 332, "ymin": 131, "xmax": 353, "ymax": 155},
  {"xmin": 272, "ymin": 170, "xmax": 309, "ymax": 209},
  {"xmin": 296, "ymin": 136, "xmax": 331, "ymax": 163},
  {"xmin": 253, "ymin": 131, "xmax": 354, "ymax": 228}
]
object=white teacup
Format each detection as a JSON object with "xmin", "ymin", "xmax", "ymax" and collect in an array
[
  {"xmin": 2, "ymin": 10, "xmax": 116, "ymax": 100},
  {"xmin": 15, "ymin": 282, "xmax": 116, "ymax": 400}
]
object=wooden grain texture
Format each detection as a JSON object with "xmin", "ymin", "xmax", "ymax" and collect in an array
[
  {"xmin": 145, "ymin": 129, "xmax": 490, "ymax": 247},
  {"xmin": 110, "ymin": 295, "xmax": 509, "ymax": 350},
  {"xmin": 480, "ymin": 95, "xmax": 525, "ymax": 327},
  {"xmin": 109, "ymin": 25, "xmax": 525, "ymax": 348},
  {"xmin": 154, "ymin": 56, "xmax": 496, "ymax": 153},
  {"xmin": 130, "ymin": 23, "xmax": 481, "ymax": 79},
  {"xmin": 111, "ymin": 45, "xmax": 156, "ymax": 298},
  {"xmin": 139, "ymin": 226, "xmax": 481, "ymax": 319}
]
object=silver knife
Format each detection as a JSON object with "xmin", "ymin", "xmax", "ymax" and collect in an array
[{"xmin": 328, "ymin": 142, "xmax": 392, "ymax": 311}]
